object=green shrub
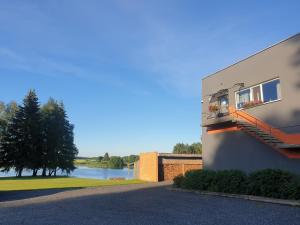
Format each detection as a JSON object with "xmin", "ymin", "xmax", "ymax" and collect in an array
[
  {"xmin": 173, "ymin": 174, "xmax": 184, "ymax": 188},
  {"xmin": 211, "ymin": 170, "xmax": 247, "ymax": 194},
  {"xmin": 247, "ymin": 169, "xmax": 300, "ymax": 200},
  {"xmin": 182, "ymin": 170, "xmax": 216, "ymax": 190},
  {"xmin": 174, "ymin": 168, "xmax": 300, "ymax": 200}
]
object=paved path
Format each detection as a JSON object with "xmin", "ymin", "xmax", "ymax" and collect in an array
[{"xmin": 1, "ymin": 182, "xmax": 300, "ymax": 225}]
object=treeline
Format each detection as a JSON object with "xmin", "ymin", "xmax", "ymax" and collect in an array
[
  {"xmin": 173, "ymin": 142, "xmax": 202, "ymax": 154},
  {"xmin": 0, "ymin": 90, "xmax": 78, "ymax": 177},
  {"xmin": 76, "ymin": 153, "xmax": 139, "ymax": 169},
  {"xmin": 97, "ymin": 153, "xmax": 139, "ymax": 169}
]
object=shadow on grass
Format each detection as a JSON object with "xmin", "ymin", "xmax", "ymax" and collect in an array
[
  {"xmin": 0, "ymin": 176, "xmax": 82, "ymax": 202},
  {"xmin": 0, "ymin": 187, "xmax": 82, "ymax": 202}
]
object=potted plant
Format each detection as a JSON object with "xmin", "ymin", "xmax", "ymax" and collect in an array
[
  {"xmin": 243, "ymin": 100, "xmax": 263, "ymax": 109},
  {"xmin": 209, "ymin": 105, "xmax": 219, "ymax": 113}
]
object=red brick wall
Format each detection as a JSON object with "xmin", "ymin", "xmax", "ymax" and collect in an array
[{"xmin": 161, "ymin": 162, "xmax": 203, "ymax": 181}]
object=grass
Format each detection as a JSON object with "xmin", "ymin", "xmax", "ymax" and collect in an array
[{"xmin": 0, "ymin": 176, "xmax": 144, "ymax": 191}]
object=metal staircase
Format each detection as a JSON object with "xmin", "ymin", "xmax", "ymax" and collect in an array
[
  {"xmin": 226, "ymin": 106, "xmax": 300, "ymax": 158},
  {"xmin": 237, "ymin": 120, "xmax": 283, "ymax": 146},
  {"xmin": 236, "ymin": 119, "xmax": 300, "ymax": 158}
]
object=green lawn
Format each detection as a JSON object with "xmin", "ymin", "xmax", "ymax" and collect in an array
[{"xmin": 0, "ymin": 176, "xmax": 144, "ymax": 191}]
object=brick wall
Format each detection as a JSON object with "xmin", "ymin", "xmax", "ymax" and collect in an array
[{"xmin": 160, "ymin": 160, "xmax": 203, "ymax": 181}]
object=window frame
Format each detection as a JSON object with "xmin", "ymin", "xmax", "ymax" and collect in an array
[{"xmin": 235, "ymin": 78, "xmax": 281, "ymax": 110}]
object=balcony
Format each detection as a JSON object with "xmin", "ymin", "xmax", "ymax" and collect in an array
[
  {"xmin": 202, "ymin": 89, "xmax": 234, "ymax": 127},
  {"xmin": 202, "ymin": 109, "xmax": 233, "ymax": 127}
]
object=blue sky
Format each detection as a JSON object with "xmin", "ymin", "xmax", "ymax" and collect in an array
[{"xmin": 0, "ymin": 1, "xmax": 299, "ymax": 157}]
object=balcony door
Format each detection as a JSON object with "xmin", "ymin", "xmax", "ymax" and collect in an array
[{"xmin": 218, "ymin": 95, "xmax": 229, "ymax": 115}]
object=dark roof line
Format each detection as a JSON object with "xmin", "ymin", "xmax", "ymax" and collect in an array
[{"xmin": 202, "ymin": 33, "xmax": 300, "ymax": 80}]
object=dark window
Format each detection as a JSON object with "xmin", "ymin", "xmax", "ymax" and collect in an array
[{"xmin": 262, "ymin": 79, "xmax": 281, "ymax": 103}]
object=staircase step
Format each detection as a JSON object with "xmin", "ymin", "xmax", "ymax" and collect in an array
[
  {"xmin": 246, "ymin": 130, "xmax": 266, "ymax": 134},
  {"xmin": 238, "ymin": 121, "xmax": 299, "ymax": 149},
  {"xmin": 263, "ymin": 139, "xmax": 283, "ymax": 143},
  {"xmin": 277, "ymin": 144, "xmax": 300, "ymax": 149},
  {"xmin": 265, "ymin": 140, "xmax": 283, "ymax": 144},
  {"xmin": 239, "ymin": 124, "xmax": 258, "ymax": 128},
  {"xmin": 242, "ymin": 127, "xmax": 260, "ymax": 131}
]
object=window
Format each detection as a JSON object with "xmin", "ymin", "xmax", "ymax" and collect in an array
[
  {"xmin": 262, "ymin": 79, "xmax": 281, "ymax": 103},
  {"xmin": 252, "ymin": 86, "xmax": 262, "ymax": 102},
  {"xmin": 236, "ymin": 78, "xmax": 281, "ymax": 109},
  {"xmin": 236, "ymin": 89, "xmax": 250, "ymax": 109},
  {"xmin": 218, "ymin": 95, "xmax": 229, "ymax": 114}
]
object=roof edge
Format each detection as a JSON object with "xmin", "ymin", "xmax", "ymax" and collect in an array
[{"xmin": 202, "ymin": 33, "xmax": 300, "ymax": 80}]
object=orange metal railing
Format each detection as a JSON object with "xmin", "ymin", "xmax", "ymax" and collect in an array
[{"xmin": 228, "ymin": 106, "xmax": 300, "ymax": 145}]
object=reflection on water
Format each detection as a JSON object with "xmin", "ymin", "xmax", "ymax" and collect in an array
[{"xmin": 0, "ymin": 166, "xmax": 134, "ymax": 180}]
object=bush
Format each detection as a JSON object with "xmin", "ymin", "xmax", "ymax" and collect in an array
[
  {"xmin": 247, "ymin": 169, "xmax": 300, "ymax": 199},
  {"xmin": 182, "ymin": 170, "xmax": 216, "ymax": 190},
  {"xmin": 174, "ymin": 168, "xmax": 300, "ymax": 200},
  {"xmin": 173, "ymin": 174, "xmax": 184, "ymax": 188},
  {"xmin": 211, "ymin": 170, "xmax": 247, "ymax": 194}
]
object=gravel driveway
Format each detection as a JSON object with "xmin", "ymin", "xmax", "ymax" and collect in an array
[{"xmin": 1, "ymin": 182, "xmax": 300, "ymax": 225}]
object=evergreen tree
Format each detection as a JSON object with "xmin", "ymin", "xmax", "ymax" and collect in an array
[
  {"xmin": 1, "ymin": 90, "xmax": 43, "ymax": 176},
  {"xmin": 57, "ymin": 103, "xmax": 78, "ymax": 175},
  {"xmin": 1, "ymin": 91, "xmax": 77, "ymax": 177},
  {"xmin": 22, "ymin": 90, "xmax": 43, "ymax": 176},
  {"xmin": 41, "ymin": 100, "xmax": 78, "ymax": 176},
  {"xmin": 40, "ymin": 98, "xmax": 63, "ymax": 176},
  {"xmin": 103, "ymin": 152, "xmax": 110, "ymax": 161}
]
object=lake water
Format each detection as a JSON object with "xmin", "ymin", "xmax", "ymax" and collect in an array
[{"xmin": 0, "ymin": 166, "xmax": 134, "ymax": 180}]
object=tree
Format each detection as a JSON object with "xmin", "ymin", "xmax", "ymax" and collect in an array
[
  {"xmin": 98, "ymin": 156, "xmax": 104, "ymax": 162},
  {"xmin": 0, "ymin": 92, "xmax": 77, "ymax": 177},
  {"xmin": 1, "ymin": 91, "xmax": 43, "ymax": 177},
  {"xmin": 172, "ymin": 142, "xmax": 202, "ymax": 154},
  {"xmin": 0, "ymin": 102, "xmax": 20, "ymax": 174},
  {"xmin": 108, "ymin": 156, "xmax": 124, "ymax": 169},
  {"xmin": 103, "ymin": 152, "xmax": 110, "ymax": 161},
  {"xmin": 40, "ymin": 98, "xmax": 63, "ymax": 176},
  {"xmin": 22, "ymin": 90, "xmax": 43, "ymax": 176},
  {"xmin": 122, "ymin": 155, "xmax": 139, "ymax": 165},
  {"xmin": 189, "ymin": 143, "xmax": 202, "ymax": 154},
  {"xmin": 57, "ymin": 103, "xmax": 78, "ymax": 175},
  {"xmin": 0, "ymin": 101, "xmax": 18, "ymax": 138},
  {"xmin": 173, "ymin": 143, "xmax": 189, "ymax": 154},
  {"xmin": 41, "ymin": 99, "xmax": 78, "ymax": 176}
]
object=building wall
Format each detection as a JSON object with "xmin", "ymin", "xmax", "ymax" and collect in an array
[
  {"xmin": 138, "ymin": 152, "xmax": 158, "ymax": 182},
  {"xmin": 202, "ymin": 34, "xmax": 300, "ymax": 173},
  {"xmin": 133, "ymin": 161, "xmax": 140, "ymax": 179},
  {"xmin": 202, "ymin": 128, "xmax": 300, "ymax": 174},
  {"xmin": 136, "ymin": 153, "xmax": 203, "ymax": 182}
]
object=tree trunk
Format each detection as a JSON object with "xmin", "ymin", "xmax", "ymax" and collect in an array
[
  {"xmin": 17, "ymin": 168, "xmax": 23, "ymax": 177},
  {"xmin": 54, "ymin": 168, "xmax": 57, "ymax": 177},
  {"xmin": 48, "ymin": 170, "xmax": 54, "ymax": 176},
  {"xmin": 42, "ymin": 167, "xmax": 47, "ymax": 177},
  {"xmin": 32, "ymin": 169, "xmax": 38, "ymax": 177}
]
